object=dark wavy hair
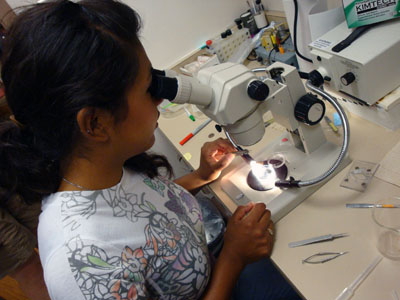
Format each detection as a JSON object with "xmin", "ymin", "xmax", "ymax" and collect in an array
[{"xmin": 0, "ymin": 0, "xmax": 172, "ymax": 205}]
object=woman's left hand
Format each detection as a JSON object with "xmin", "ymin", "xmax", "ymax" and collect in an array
[{"xmin": 194, "ymin": 138, "xmax": 237, "ymax": 183}]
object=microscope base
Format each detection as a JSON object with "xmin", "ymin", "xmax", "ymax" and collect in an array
[{"xmin": 221, "ymin": 133, "xmax": 351, "ymax": 223}]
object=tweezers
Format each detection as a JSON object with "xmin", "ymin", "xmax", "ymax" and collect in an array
[
  {"xmin": 302, "ymin": 251, "xmax": 348, "ymax": 264},
  {"xmin": 231, "ymin": 149, "xmax": 249, "ymax": 156},
  {"xmin": 289, "ymin": 233, "xmax": 348, "ymax": 248}
]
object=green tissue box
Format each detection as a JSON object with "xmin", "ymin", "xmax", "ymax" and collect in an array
[{"xmin": 343, "ymin": 0, "xmax": 400, "ymax": 28}]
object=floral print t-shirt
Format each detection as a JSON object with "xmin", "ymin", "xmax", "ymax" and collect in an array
[{"xmin": 38, "ymin": 168, "xmax": 211, "ymax": 300}]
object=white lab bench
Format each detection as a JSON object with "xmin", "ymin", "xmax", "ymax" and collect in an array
[{"xmin": 157, "ymin": 76, "xmax": 400, "ymax": 299}]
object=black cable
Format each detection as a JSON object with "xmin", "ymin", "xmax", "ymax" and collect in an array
[
  {"xmin": 298, "ymin": 71, "xmax": 310, "ymax": 80},
  {"xmin": 268, "ymin": 48, "xmax": 276, "ymax": 64},
  {"xmin": 280, "ymin": 34, "xmax": 290, "ymax": 45},
  {"xmin": 332, "ymin": 24, "xmax": 374, "ymax": 53},
  {"xmin": 293, "ymin": 0, "xmax": 313, "ymax": 63}
]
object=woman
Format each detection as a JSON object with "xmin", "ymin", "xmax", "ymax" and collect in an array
[{"xmin": 0, "ymin": 0, "xmax": 282, "ymax": 299}]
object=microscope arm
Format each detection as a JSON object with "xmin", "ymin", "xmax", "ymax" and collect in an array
[
  {"xmin": 256, "ymin": 64, "xmax": 350, "ymax": 188},
  {"xmin": 293, "ymin": 81, "xmax": 350, "ymax": 187}
]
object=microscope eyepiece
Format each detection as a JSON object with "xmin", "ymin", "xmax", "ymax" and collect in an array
[{"xmin": 148, "ymin": 72, "xmax": 178, "ymax": 101}]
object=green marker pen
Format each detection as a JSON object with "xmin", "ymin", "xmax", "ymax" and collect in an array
[{"xmin": 184, "ymin": 107, "xmax": 195, "ymax": 121}]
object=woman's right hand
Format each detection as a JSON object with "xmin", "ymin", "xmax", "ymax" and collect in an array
[
  {"xmin": 200, "ymin": 202, "xmax": 274, "ymax": 299},
  {"xmin": 221, "ymin": 202, "xmax": 274, "ymax": 269}
]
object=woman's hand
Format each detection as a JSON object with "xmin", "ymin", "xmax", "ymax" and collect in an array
[
  {"xmin": 194, "ymin": 138, "xmax": 237, "ymax": 183},
  {"xmin": 221, "ymin": 202, "xmax": 274, "ymax": 269},
  {"xmin": 173, "ymin": 138, "xmax": 236, "ymax": 194}
]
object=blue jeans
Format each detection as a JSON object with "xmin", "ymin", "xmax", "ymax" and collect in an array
[{"xmin": 232, "ymin": 258, "xmax": 302, "ymax": 300}]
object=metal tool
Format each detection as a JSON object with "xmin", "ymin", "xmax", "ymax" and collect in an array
[
  {"xmin": 346, "ymin": 203, "xmax": 400, "ymax": 208},
  {"xmin": 289, "ymin": 233, "xmax": 348, "ymax": 248},
  {"xmin": 231, "ymin": 149, "xmax": 249, "ymax": 156},
  {"xmin": 302, "ymin": 251, "xmax": 348, "ymax": 264}
]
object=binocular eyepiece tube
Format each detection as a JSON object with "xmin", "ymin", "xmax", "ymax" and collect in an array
[{"xmin": 149, "ymin": 69, "xmax": 213, "ymax": 107}]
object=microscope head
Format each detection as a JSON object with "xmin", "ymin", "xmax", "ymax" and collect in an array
[
  {"xmin": 196, "ymin": 63, "xmax": 270, "ymax": 146},
  {"xmin": 149, "ymin": 62, "xmax": 270, "ymax": 146}
]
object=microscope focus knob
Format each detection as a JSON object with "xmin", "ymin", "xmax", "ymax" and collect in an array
[
  {"xmin": 294, "ymin": 94, "xmax": 325, "ymax": 125},
  {"xmin": 340, "ymin": 72, "xmax": 356, "ymax": 86},
  {"xmin": 247, "ymin": 80, "xmax": 269, "ymax": 101}
]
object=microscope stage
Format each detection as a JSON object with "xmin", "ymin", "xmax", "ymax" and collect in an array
[{"xmin": 221, "ymin": 134, "xmax": 351, "ymax": 222}]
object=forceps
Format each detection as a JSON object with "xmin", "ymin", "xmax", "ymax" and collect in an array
[
  {"xmin": 302, "ymin": 251, "xmax": 348, "ymax": 264},
  {"xmin": 231, "ymin": 149, "xmax": 250, "ymax": 156},
  {"xmin": 289, "ymin": 233, "xmax": 349, "ymax": 248}
]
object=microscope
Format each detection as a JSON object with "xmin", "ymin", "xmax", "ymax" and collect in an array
[{"xmin": 150, "ymin": 62, "xmax": 351, "ymax": 221}]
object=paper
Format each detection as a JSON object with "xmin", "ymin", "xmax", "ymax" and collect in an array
[
  {"xmin": 309, "ymin": 6, "xmax": 345, "ymax": 42},
  {"xmin": 375, "ymin": 140, "xmax": 400, "ymax": 187}
]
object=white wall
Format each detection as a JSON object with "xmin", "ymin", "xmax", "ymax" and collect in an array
[
  {"xmin": 327, "ymin": 0, "xmax": 343, "ymax": 9},
  {"xmin": 5, "ymin": 0, "xmax": 28, "ymax": 10},
  {"xmin": 6, "ymin": 0, "xmax": 252, "ymax": 69},
  {"xmin": 263, "ymin": 0, "xmax": 284, "ymax": 11},
  {"xmin": 263, "ymin": 0, "xmax": 343, "ymax": 12},
  {"xmin": 126, "ymin": 0, "xmax": 248, "ymax": 69},
  {"xmin": 5, "ymin": 0, "xmax": 344, "ymax": 69}
]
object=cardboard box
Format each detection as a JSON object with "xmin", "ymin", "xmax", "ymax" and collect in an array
[{"xmin": 343, "ymin": 0, "xmax": 400, "ymax": 28}]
